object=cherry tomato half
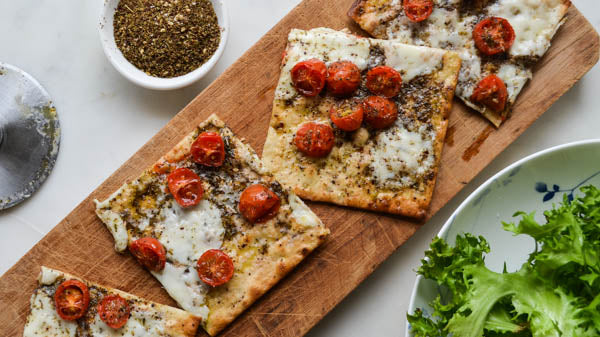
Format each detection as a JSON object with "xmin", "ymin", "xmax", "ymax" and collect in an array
[
  {"xmin": 167, "ymin": 167, "xmax": 204, "ymax": 208},
  {"xmin": 330, "ymin": 99, "xmax": 364, "ymax": 132},
  {"xmin": 239, "ymin": 184, "xmax": 281, "ymax": 223},
  {"xmin": 294, "ymin": 122, "xmax": 335, "ymax": 158},
  {"xmin": 129, "ymin": 237, "xmax": 166, "ymax": 272},
  {"xmin": 473, "ymin": 17, "xmax": 515, "ymax": 56},
  {"xmin": 291, "ymin": 59, "xmax": 327, "ymax": 97},
  {"xmin": 326, "ymin": 61, "xmax": 361, "ymax": 96},
  {"xmin": 366, "ymin": 66, "xmax": 403, "ymax": 98},
  {"xmin": 470, "ymin": 74, "xmax": 508, "ymax": 112},
  {"xmin": 98, "ymin": 294, "xmax": 130, "ymax": 329},
  {"xmin": 404, "ymin": 0, "xmax": 434, "ymax": 22},
  {"xmin": 54, "ymin": 280, "xmax": 90, "ymax": 321},
  {"xmin": 196, "ymin": 249, "xmax": 234, "ymax": 287},
  {"xmin": 191, "ymin": 132, "xmax": 225, "ymax": 167},
  {"xmin": 363, "ymin": 96, "xmax": 398, "ymax": 129}
]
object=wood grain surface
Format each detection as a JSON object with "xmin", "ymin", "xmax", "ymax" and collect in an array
[{"xmin": 1, "ymin": 1, "xmax": 598, "ymax": 336}]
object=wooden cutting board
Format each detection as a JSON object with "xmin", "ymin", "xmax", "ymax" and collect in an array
[{"xmin": 1, "ymin": 1, "xmax": 598, "ymax": 336}]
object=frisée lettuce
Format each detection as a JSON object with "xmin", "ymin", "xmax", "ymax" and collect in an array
[{"xmin": 408, "ymin": 185, "xmax": 600, "ymax": 336}]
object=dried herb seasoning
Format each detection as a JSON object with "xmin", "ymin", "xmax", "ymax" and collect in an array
[{"xmin": 113, "ymin": 0, "xmax": 221, "ymax": 78}]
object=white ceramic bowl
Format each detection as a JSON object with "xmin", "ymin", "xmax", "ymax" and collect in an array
[
  {"xmin": 99, "ymin": 0, "xmax": 228, "ymax": 90},
  {"xmin": 405, "ymin": 139, "xmax": 600, "ymax": 336}
]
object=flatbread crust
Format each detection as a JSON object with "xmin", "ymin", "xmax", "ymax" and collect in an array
[
  {"xmin": 24, "ymin": 267, "xmax": 200, "ymax": 337},
  {"xmin": 95, "ymin": 114, "xmax": 329, "ymax": 335},
  {"xmin": 262, "ymin": 28, "xmax": 461, "ymax": 219},
  {"xmin": 349, "ymin": 0, "xmax": 571, "ymax": 127}
]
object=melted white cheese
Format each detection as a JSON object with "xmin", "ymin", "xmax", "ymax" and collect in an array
[
  {"xmin": 95, "ymin": 187, "xmax": 130, "ymax": 252},
  {"xmin": 144, "ymin": 199, "xmax": 224, "ymax": 320},
  {"xmin": 24, "ymin": 292, "xmax": 78, "ymax": 337},
  {"xmin": 156, "ymin": 200, "xmax": 224, "ymax": 265},
  {"xmin": 25, "ymin": 268, "xmax": 194, "ymax": 337},
  {"xmin": 39, "ymin": 267, "xmax": 61, "ymax": 285},
  {"xmin": 487, "ymin": 0, "xmax": 565, "ymax": 57},
  {"xmin": 276, "ymin": 28, "xmax": 371, "ymax": 100},
  {"xmin": 88, "ymin": 306, "xmax": 166, "ymax": 337},
  {"xmin": 495, "ymin": 63, "xmax": 532, "ymax": 104},
  {"xmin": 370, "ymin": 123, "xmax": 436, "ymax": 188},
  {"xmin": 289, "ymin": 193, "xmax": 320, "ymax": 227},
  {"xmin": 382, "ymin": 0, "xmax": 566, "ymax": 114},
  {"xmin": 276, "ymin": 28, "xmax": 451, "ymax": 99},
  {"xmin": 380, "ymin": 42, "xmax": 444, "ymax": 81},
  {"xmin": 152, "ymin": 262, "xmax": 211, "ymax": 319}
]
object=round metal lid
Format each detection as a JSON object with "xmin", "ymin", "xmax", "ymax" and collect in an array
[{"xmin": 0, "ymin": 63, "xmax": 60, "ymax": 210}]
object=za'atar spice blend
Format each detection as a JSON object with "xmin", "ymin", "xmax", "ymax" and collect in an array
[{"xmin": 113, "ymin": 0, "xmax": 221, "ymax": 78}]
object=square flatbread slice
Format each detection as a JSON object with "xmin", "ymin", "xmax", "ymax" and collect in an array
[
  {"xmin": 262, "ymin": 28, "xmax": 461, "ymax": 219},
  {"xmin": 24, "ymin": 267, "xmax": 200, "ymax": 337},
  {"xmin": 349, "ymin": 0, "xmax": 571, "ymax": 126},
  {"xmin": 95, "ymin": 114, "xmax": 329, "ymax": 335}
]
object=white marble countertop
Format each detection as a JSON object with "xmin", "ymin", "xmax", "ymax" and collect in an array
[{"xmin": 1, "ymin": 1, "xmax": 598, "ymax": 336}]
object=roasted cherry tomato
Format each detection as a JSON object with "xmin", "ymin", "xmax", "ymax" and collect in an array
[
  {"xmin": 291, "ymin": 59, "xmax": 327, "ymax": 97},
  {"xmin": 167, "ymin": 167, "xmax": 204, "ymax": 207},
  {"xmin": 363, "ymin": 96, "xmax": 398, "ymax": 129},
  {"xmin": 366, "ymin": 66, "xmax": 403, "ymax": 98},
  {"xmin": 191, "ymin": 132, "xmax": 225, "ymax": 167},
  {"xmin": 294, "ymin": 122, "xmax": 335, "ymax": 158},
  {"xmin": 196, "ymin": 249, "xmax": 234, "ymax": 287},
  {"xmin": 326, "ymin": 61, "xmax": 361, "ymax": 96},
  {"xmin": 129, "ymin": 237, "xmax": 166, "ymax": 272},
  {"xmin": 98, "ymin": 294, "xmax": 130, "ymax": 329},
  {"xmin": 54, "ymin": 280, "xmax": 90, "ymax": 321},
  {"xmin": 403, "ymin": 0, "xmax": 434, "ymax": 22},
  {"xmin": 239, "ymin": 184, "xmax": 281, "ymax": 223},
  {"xmin": 473, "ymin": 17, "xmax": 515, "ymax": 56},
  {"xmin": 470, "ymin": 74, "xmax": 508, "ymax": 112},
  {"xmin": 330, "ymin": 99, "xmax": 364, "ymax": 132}
]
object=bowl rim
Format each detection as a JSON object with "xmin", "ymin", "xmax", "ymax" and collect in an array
[
  {"xmin": 404, "ymin": 138, "xmax": 600, "ymax": 337},
  {"xmin": 98, "ymin": 0, "xmax": 229, "ymax": 90}
]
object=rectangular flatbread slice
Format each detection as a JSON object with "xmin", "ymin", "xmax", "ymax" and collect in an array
[
  {"xmin": 349, "ymin": 0, "xmax": 571, "ymax": 126},
  {"xmin": 24, "ymin": 267, "xmax": 200, "ymax": 337},
  {"xmin": 95, "ymin": 114, "xmax": 329, "ymax": 335},
  {"xmin": 262, "ymin": 28, "xmax": 461, "ymax": 219}
]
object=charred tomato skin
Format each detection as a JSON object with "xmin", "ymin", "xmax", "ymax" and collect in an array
[
  {"xmin": 239, "ymin": 184, "xmax": 281, "ymax": 223},
  {"xmin": 294, "ymin": 122, "xmax": 335, "ymax": 158},
  {"xmin": 191, "ymin": 132, "xmax": 226, "ymax": 167},
  {"xmin": 326, "ymin": 61, "xmax": 361, "ymax": 96},
  {"xmin": 366, "ymin": 66, "xmax": 403, "ymax": 98},
  {"xmin": 291, "ymin": 59, "xmax": 327, "ymax": 97},
  {"xmin": 98, "ymin": 294, "xmax": 131, "ymax": 329},
  {"xmin": 471, "ymin": 74, "xmax": 508, "ymax": 112},
  {"xmin": 403, "ymin": 0, "xmax": 434, "ymax": 22},
  {"xmin": 167, "ymin": 167, "xmax": 204, "ymax": 208},
  {"xmin": 363, "ymin": 96, "xmax": 399, "ymax": 129},
  {"xmin": 54, "ymin": 280, "xmax": 91, "ymax": 321},
  {"xmin": 129, "ymin": 237, "xmax": 167, "ymax": 272},
  {"xmin": 196, "ymin": 249, "xmax": 235, "ymax": 287},
  {"xmin": 473, "ymin": 17, "xmax": 515, "ymax": 56},
  {"xmin": 329, "ymin": 99, "xmax": 364, "ymax": 132}
]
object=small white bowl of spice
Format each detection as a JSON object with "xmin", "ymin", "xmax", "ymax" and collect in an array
[{"xmin": 99, "ymin": 0, "xmax": 228, "ymax": 90}]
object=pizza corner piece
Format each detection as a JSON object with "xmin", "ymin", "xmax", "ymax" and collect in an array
[
  {"xmin": 262, "ymin": 27, "xmax": 461, "ymax": 219},
  {"xmin": 24, "ymin": 266, "xmax": 200, "ymax": 337},
  {"xmin": 94, "ymin": 114, "xmax": 329, "ymax": 336},
  {"xmin": 349, "ymin": 0, "xmax": 571, "ymax": 127}
]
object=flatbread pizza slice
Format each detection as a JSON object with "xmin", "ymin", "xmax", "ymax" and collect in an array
[
  {"xmin": 95, "ymin": 114, "xmax": 329, "ymax": 335},
  {"xmin": 349, "ymin": 0, "xmax": 571, "ymax": 127},
  {"xmin": 262, "ymin": 28, "xmax": 461, "ymax": 219},
  {"xmin": 24, "ymin": 266, "xmax": 200, "ymax": 337}
]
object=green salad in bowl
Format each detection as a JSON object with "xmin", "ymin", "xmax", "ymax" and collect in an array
[
  {"xmin": 409, "ymin": 186, "xmax": 600, "ymax": 336},
  {"xmin": 407, "ymin": 140, "xmax": 600, "ymax": 337}
]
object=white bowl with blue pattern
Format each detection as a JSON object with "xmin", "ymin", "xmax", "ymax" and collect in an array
[{"xmin": 405, "ymin": 139, "xmax": 600, "ymax": 336}]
